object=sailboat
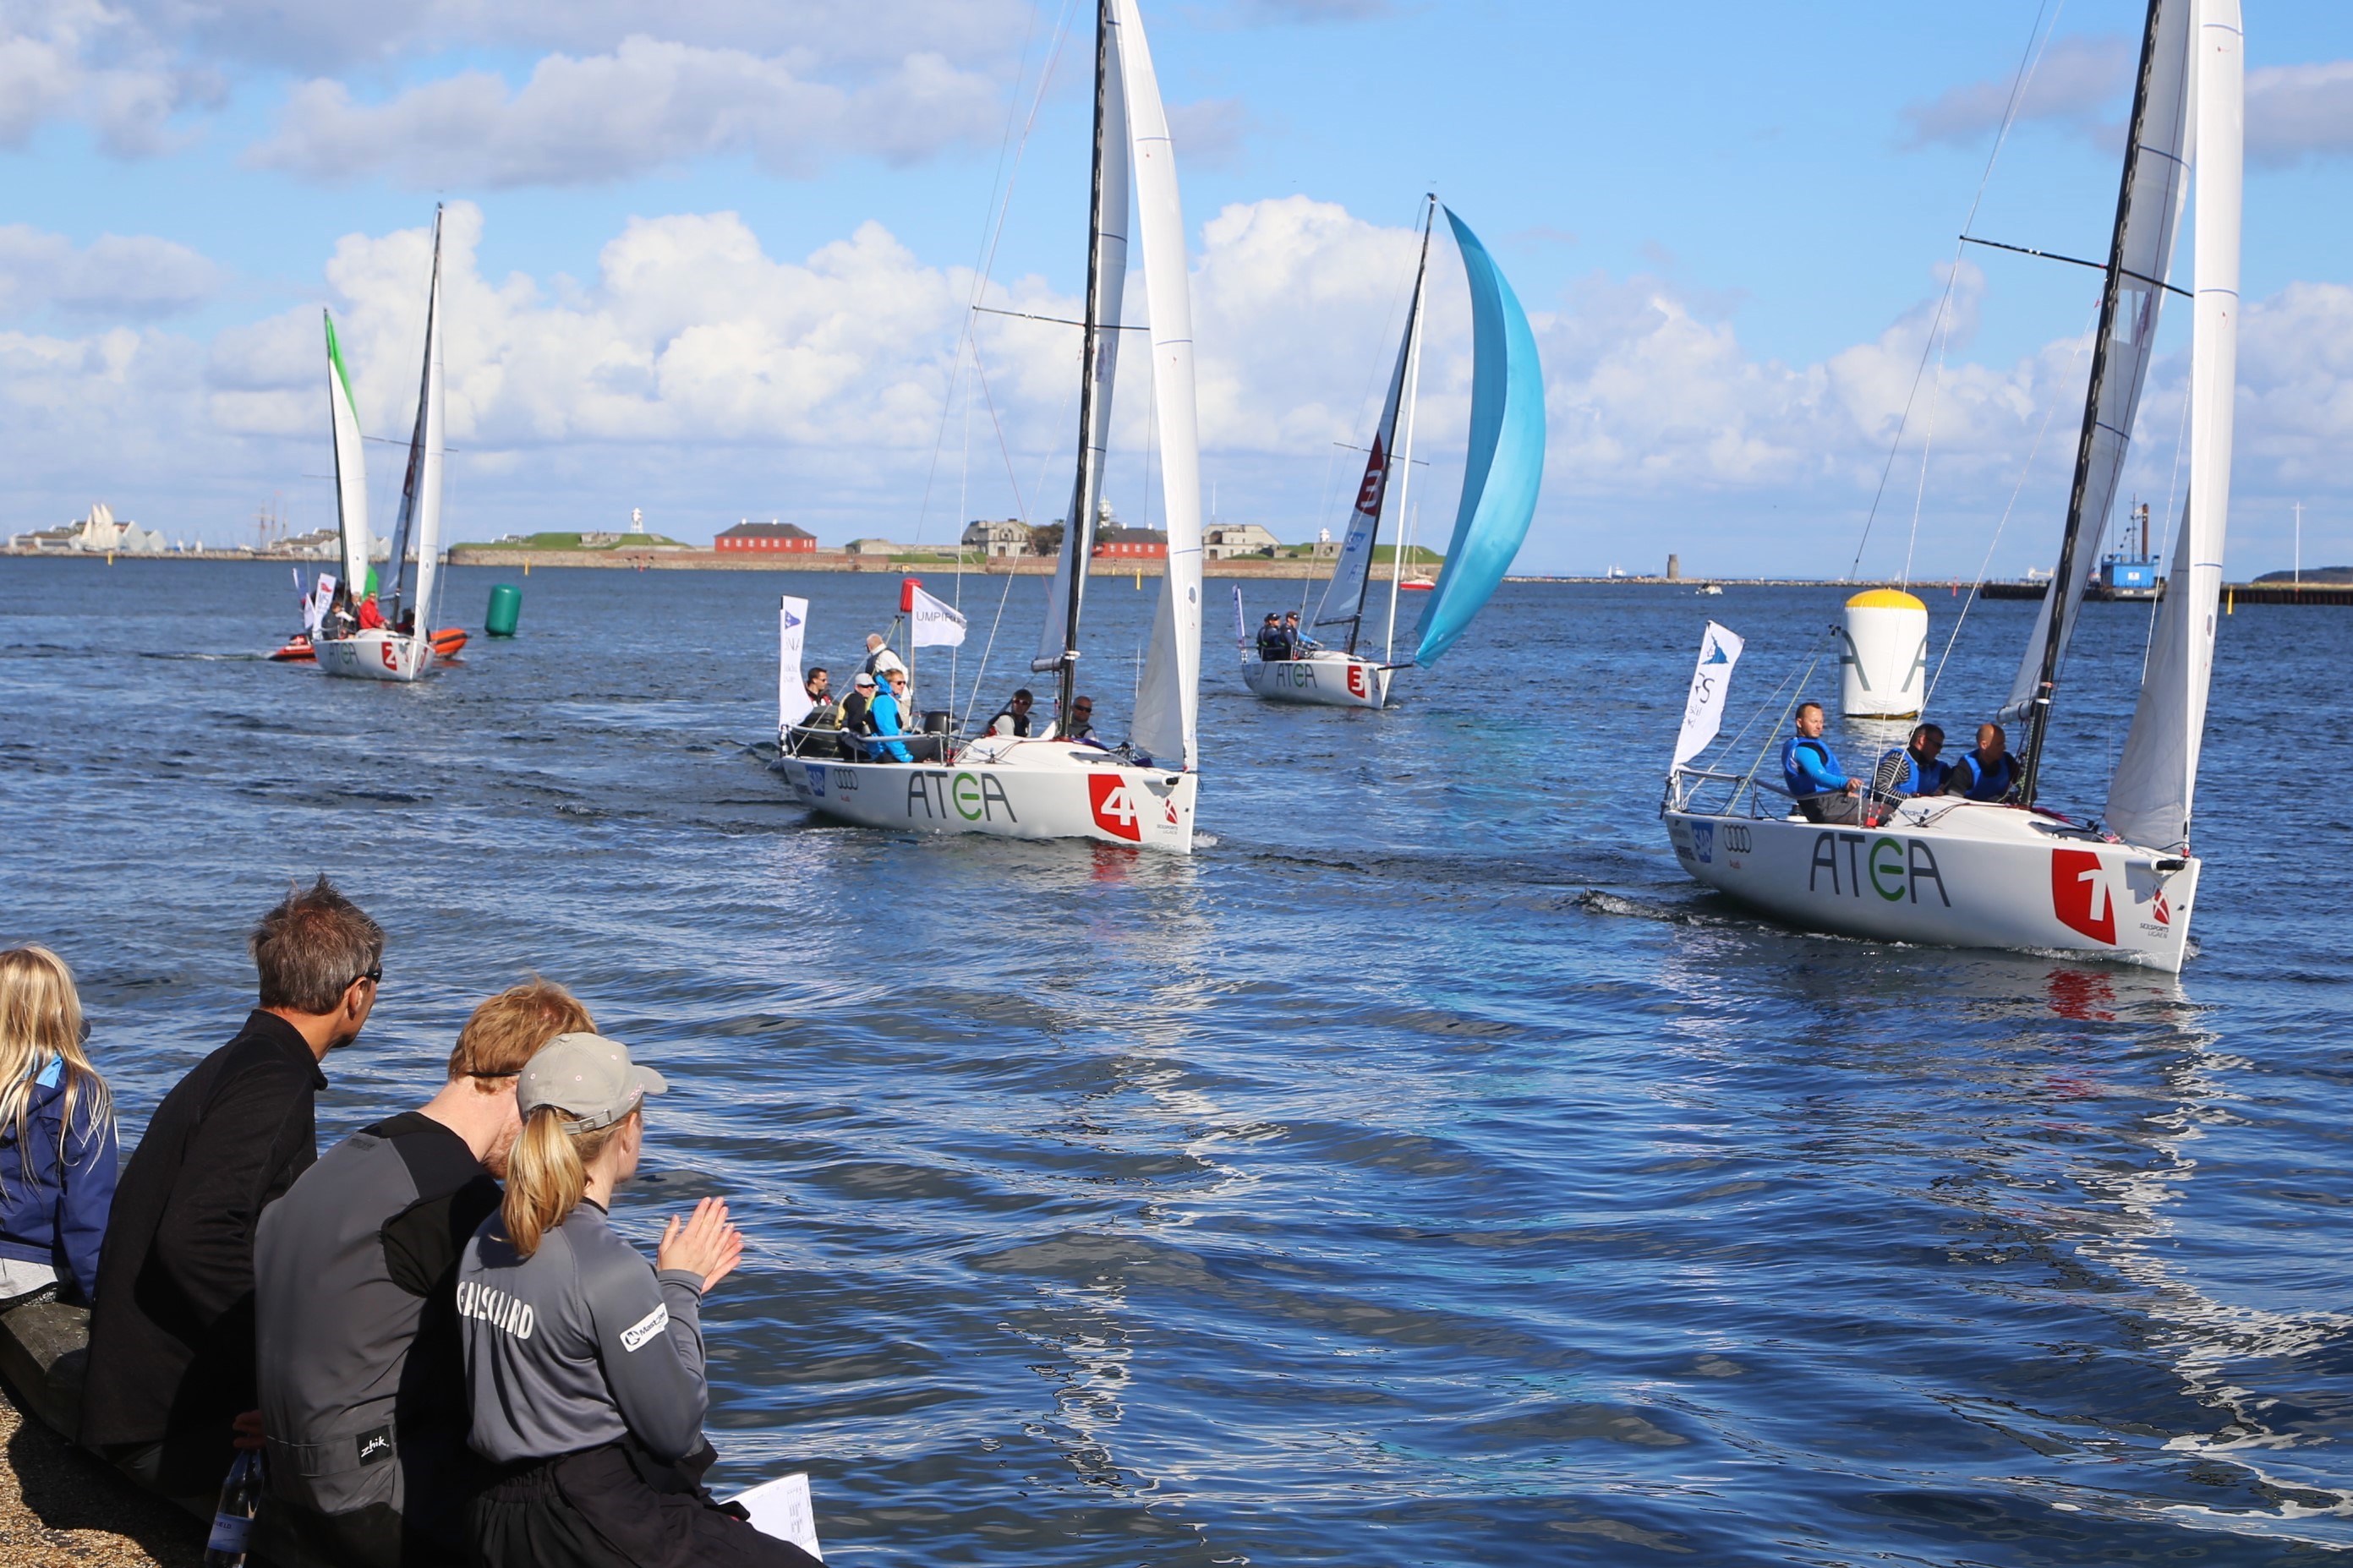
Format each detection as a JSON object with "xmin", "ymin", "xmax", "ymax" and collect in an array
[
  {"xmin": 1242, "ymin": 197, "xmax": 1545, "ymax": 708},
  {"xmin": 1661, "ymin": 0, "xmax": 2238, "ymax": 973},
  {"xmin": 769, "ymin": 0, "xmax": 1203, "ymax": 853},
  {"xmin": 316, "ymin": 206, "xmax": 451, "ymax": 683}
]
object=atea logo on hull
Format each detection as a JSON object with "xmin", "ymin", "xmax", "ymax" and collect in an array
[{"xmin": 1807, "ymin": 831, "xmax": 1951, "ymax": 906}]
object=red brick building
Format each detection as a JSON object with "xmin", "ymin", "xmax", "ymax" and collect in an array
[
  {"xmin": 1092, "ymin": 527, "xmax": 1168, "ymax": 560},
  {"xmin": 715, "ymin": 522, "xmax": 817, "ymax": 554}
]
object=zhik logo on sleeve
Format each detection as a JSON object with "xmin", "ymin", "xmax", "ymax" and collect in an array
[{"xmin": 619, "ymin": 1302, "xmax": 670, "ymax": 1352}]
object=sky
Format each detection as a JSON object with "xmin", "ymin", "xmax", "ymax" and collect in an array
[{"xmin": 0, "ymin": 0, "xmax": 2348, "ymax": 578}]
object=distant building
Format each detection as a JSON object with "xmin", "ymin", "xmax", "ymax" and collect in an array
[
  {"xmin": 1202, "ymin": 522, "xmax": 1279, "ymax": 561},
  {"xmin": 580, "ymin": 531, "xmax": 622, "ymax": 547},
  {"xmin": 961, "ymin": 519, "xmax": 1031, "ymax": 558},
  {"xmin": 1094, "ymin": 527, "xmax": 1168, "ymax": 560},
  {"xmin": 717, "ymin": 521, "xmax": 818, "ymax": 555},
  {"xmin": 9, "ymin": 503, "xmax": 167, "ymax": 555},
  {"xmin": 261, "ymin": 527, "xmax": 342, "ymax": 560}
]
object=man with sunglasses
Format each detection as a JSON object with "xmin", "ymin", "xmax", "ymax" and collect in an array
[
  {"xmin": 253, "ymin": 979, "xmax": 595, "ymax": 1568},
  {"xmin": 84, "ymin": 877, "xmax": 384, "ymax": 1516}
]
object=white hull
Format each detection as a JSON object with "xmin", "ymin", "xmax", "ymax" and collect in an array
[
  {"xmin": 773, "ymin": 737, "xmax": 1197, "ymax": 854},
  {"xmin": 315, "ymin": 630, "xmax": 435, "ymax": 683},
  {"xmin": 1662, "ymin": 798, "xmax": 2198, "ymax": 971},
  {"xmin": 1242, "ymin": 653, "xmax": 1393, "ymax": 708}
]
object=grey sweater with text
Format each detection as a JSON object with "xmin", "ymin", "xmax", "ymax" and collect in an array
[{"xmin": 456, "ymin": 1200, "xmax": 709, "ymax": 1465}]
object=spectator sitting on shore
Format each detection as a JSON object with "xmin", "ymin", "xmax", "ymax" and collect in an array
[
  {"xmin": 0, "ymin": 945, "xmax": 118, "ymax": 1310},
  {"xmin": 254, "ymin": 980, "xmax": 596, "ymax": 1568},
  {"xmin": 81, "ymin": 877, "xmax": 383, "ymax": 1516}
]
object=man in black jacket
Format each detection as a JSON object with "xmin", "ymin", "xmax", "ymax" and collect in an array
[
  {"xmin": 80, "ymin": 877, "xmax": 383, "ymax": 1512},
  {"xmin": 254, "ymin": 979, "xmax": 594, "ymax": 1568}
]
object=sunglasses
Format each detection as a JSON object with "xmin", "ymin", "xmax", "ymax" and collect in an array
[{"xmin": 351, "ymin": 964, "xmax": 383, "ymax": 989}]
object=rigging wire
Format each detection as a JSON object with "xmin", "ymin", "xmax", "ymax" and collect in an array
[
  {"xmin": 1847, "ymin": 0, "xmax": 2067, "ymax": 582},
  {"xmin": 1927, "ymin": 302, "xmax": 2099, "ymax": 706}
]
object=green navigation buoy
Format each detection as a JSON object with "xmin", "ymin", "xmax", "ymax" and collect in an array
[{"xmin": 486, "ymin": 583, "xmax": 523, "ymax": 637}]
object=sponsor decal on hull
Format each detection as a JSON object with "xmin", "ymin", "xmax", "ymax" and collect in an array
[
  {"xmin": 902, "ymin": 769, "xmax": 1018, "ymax": 824},
  {"xmin": 2049, "ymin": 848, "xmax": 2120, "ymax": 945},
  {"xmin": 1089, "ymin": 773, "xmax": 1146, "ymax": 841},
  {"xmin": 1807, "ymin": 831, "xmax": 1951, "ymax": 906},
  {"xmin": 804, "ymin": 764, "xmax": 826, "ymax": 799}
]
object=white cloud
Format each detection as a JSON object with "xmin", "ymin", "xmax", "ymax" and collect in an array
[
  {"xmin": 0, "ymin": 224, "xmax": 219, "ymax": 318},
  {"xmin": 1902, "ymin": 34, "xmax": 2131, "ymax": 150},
  {"xmin": 1, "ymin": 195, "xmax": 2348, "ymax": 571},
  {"xmin": 0, "ymin": 0, "xmax": 220, "ymax": 155},
  {"xmin": 2246, "ymin": 62, "xmax": 2353, "ymax": 167},
  {"xmin": 249, "ymin": 36, "xmax": 1001, "ymax": 188}
]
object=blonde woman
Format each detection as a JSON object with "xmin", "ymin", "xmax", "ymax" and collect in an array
[
  {"xmin": 0, "ymin": 946, "xmax": 118, "ymax": 1306},
  {"xmin": 457, "ymin": 1034, "xmax": 811, "ymax": 1568}
]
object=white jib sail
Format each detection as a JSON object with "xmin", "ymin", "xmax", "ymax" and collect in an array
[
  {"xmin": 1032, "ymin": 35, "xmax": 1130, "ymax": 675},
  {"xmin": 1112, "ymin": 0, "xmax": 1203, "ymax": 772},
  {"xmin": 2001, "ymin": 0, "xmax": 2196, "ymax": 722},
  {"xmin": 325, "ymin": 313, "xmax": 370, "ymax": 593},
  {"xmin": 410, "ymin": 210, "xmax": 447, "ymax": 639},
  {"xmin": 2107, "ymin": 0, "xmax": 2240, "ymax": 853}
]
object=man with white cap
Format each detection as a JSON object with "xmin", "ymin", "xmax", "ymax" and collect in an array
[{"xmin": 457, "ymin": 1034, "xmax": 813, "ymax": 1567}]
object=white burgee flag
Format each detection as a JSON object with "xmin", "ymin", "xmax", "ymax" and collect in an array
[
  {"xmin": 307, "ymin": 573, "xmax": 338, "ymax": 636},
  {"xmin": 777, "ymin": 597, "xmax": 809, "ymax": 732},
  {"xmin": 1672, "ymin": 621, "xmax": 1744, "ymax": 770},
  {"xmin": 909, "ymin": 585, "xmax": 967, "ymax": 648}
]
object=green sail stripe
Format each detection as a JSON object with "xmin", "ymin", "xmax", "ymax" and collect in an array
[{"xmin": 323, "ymin": 311, "xmax": 361, "ymax": 421}]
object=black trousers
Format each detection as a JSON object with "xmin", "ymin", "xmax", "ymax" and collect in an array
[{"xmin": 471, "ymin": 1440, "xmax": 819, "ymax": 1568}]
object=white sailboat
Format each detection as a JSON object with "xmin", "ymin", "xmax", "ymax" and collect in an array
[
  {"xmin": 1661, "ymin": 0, "xmax": 2239, "ymax": 973},
  {"xmin": 770, "ymin": 0, "xmax": 1203, "ymax": 853},
  {"xmin": 1243, "ymin": 197, "xmax": 1546, "ymax": 708},
  {"xmin": 317, "ymin": 206, "xmax": 449, "ymax": 684}
]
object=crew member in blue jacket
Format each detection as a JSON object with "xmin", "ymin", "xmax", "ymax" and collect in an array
[
  {"xmin": 1781, "ymin": 702, "xmax": 1860, "ymax": 823},
  {"xmin": 1942, "ymin": 723, "xmax": 2021, "ymax": 801},
  {"xmin": 0, "ymin": 945, "xmax": 119, "ymax": 1307},
  {"xmin": 1874, "ymin": 723, "xmax": 1949, "ymax": 800},
  {"xmin": 867, "ymin": 669, "xmax": 916, "ymax": 763}
]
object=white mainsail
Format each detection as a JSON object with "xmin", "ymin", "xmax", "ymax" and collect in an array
[
  {"xmin": 1313, "ymin": 214, "xmax": 1429, "ymax": 650},
  {"xmin": 1111, "ymin": 0, "xmax": 1201, "ymax": 772},
  {"xmin": 324, "ymin": 312, "xmax": 370, "ymax": 593},
  {"xmin": 411, "ymin": 210, "xmax": 446, "ymax": 636},
  {"xmin": 1032, "ymin": 32, "xmax": 1130, "ymax": 679},
  {"xmin": 2107, "ymin": 0, "xmax": 2240, "ymax": 852},
  {"xmin": 2000, "ymin": 0, "xmax": 2196, "ymax": 724}
]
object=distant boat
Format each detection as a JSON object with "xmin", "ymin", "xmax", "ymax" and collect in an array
[
  {"xmin": 1243, "ymin": 195, "xmax": 1545, "ymax": 709},
  {"xmin": 1661, "ymin": 0, "xmax": 2235, "ymax": 972},
  {"xmin": 313, "ymin": 206, "xmax": 457, "ymax": 683},
  {"xmin": 769, "ymin": 0, "xmax": 1203, "ymax": 852},
  {"xmin": 1695, "ymin": 584, "xmax": 1723, "ymax": 597}
]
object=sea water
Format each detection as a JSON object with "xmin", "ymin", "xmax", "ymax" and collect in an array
[{"xmin": 3, "ymin": 558, "xmax": 2347, "ymax": 1565}]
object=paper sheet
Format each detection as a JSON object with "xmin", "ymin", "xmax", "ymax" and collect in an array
[{"xmin": 727, "ymin": 1472, "xmax": 822, "ymax": 1559}]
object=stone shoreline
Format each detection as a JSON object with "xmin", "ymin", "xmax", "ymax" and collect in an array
[{"xmin": 0, "ymin": 1387, "xmax": 199, "ymax": 1566}]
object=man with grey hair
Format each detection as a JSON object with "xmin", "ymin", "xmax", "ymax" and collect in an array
[{"xmin": 82, "ymin": 876, "xmax": 385, "ymax": 1515}]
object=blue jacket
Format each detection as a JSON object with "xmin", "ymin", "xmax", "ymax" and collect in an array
[
  {"xmin": 1781, "ymin": 735, "xmax": 1848, "ymax": 799},
  {"xmin": 867, "ymin": 690, "xmax": 914, "ymax": 763},
  {"xmin": 1945, "ymin": 749, "xmax": 2019, "ymax": 800},
  {"xmin": 1880, "ymin": 749, "xmax": 1950, "ymax": 796},
  {"xmin": 0, "ymin": 1057, "xmax": 118, "ymax": 1302}
]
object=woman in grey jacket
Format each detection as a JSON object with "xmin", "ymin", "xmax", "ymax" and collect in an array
[{"xmin": 457, "ymin": 1034, "xmax": 814, "ymax": 1567}]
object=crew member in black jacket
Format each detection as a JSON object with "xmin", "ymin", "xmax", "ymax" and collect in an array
[{"xmin": 80, "ymin": 877, "xmax": 383, "ymax": 1512}]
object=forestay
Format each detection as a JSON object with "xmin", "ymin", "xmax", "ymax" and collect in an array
[
  {"xmin": 2000, "ymin": 0, "xmax": 2195, "ymax": 724},
  {"xmin": 1313, "ymin": 214, "xmax": 1429, "ymax": 646},
  {"xmin": 388, "ymin": 208, "xmax": 447, "ymax": 632},
  {"xmin": 2107, "ymin": 0, "xmax": 2241, "ymax": 852},
  {"xmin": 1413, "ymin": 210, "xmax": 1545, "ymax": 669},
  {"xmin": 1114, "ymin": 0, "xmax": 1203, "ymax": 772},
  {"xmin": 324, "ymin": 313, "xmax": 370, "ymax": 594}
]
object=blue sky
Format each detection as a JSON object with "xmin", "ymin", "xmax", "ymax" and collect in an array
[{"xmin": 0, "ymin": 0, "xmax": 2346, "ymax": 577}]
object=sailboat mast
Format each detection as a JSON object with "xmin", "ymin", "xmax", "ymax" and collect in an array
[
  {"xmin": 1054, "ymin": 1, "xmax": 1115, "ymax": 734},
  {"xmin": 2020, "ymin": 0, "xmax": 2165, "ymax": 806},
  {"xmin": 388, "ymin": 210, "xmax": 443, "ymax": 621},
  {"xmin": 1379, "ymin": 199, "xmax": 1435, "ymax": 664}
]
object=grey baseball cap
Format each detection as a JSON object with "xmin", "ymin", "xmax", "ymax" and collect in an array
[{"xmin": 517, "ymin": 1032, "xmax": 668, "ymax": 1130}]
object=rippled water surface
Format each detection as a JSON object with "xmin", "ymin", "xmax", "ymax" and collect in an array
[{"xmin": 3, "ymin": 558, "xmax": 2348, "ymax": 1565}]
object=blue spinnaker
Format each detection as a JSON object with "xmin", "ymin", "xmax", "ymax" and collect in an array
[{"xmin": 1415, "ymin": 208, "xmax": 1545, "ymax": 667}]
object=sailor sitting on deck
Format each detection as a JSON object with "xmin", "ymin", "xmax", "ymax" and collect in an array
[
  {"xmin": 867, "ymin": 669, "xmax": 916, "ymax": 763},
  {"xmin": 788, "ymin": 669, "xmax": 840, "ymax": 757},
  {"xmin": 987, "ymin": 689, "xmax": 1035, "ymax": 738},
  {"xmin": 358, "ymin": 594, "xmax": 386, "ymax": 631},
  {"xmin": 1064, "ymin": 695, "xmax": 1103, "ymax": 746},
  {"xmin": 1873, "ymin": 723, "xmax": 1949, "ymax": 804},
  {"xmin": 1941, "ymin": 723, "xmax": 2020, "ymax": 801},
  {"xmin": 861, "ymin": 633, "xmax": 906, "ymax": 684},
  {"xmin": 1781, "ymin": 702, "xmax": 1862, "ymax": 824},
  {"xmin": 838, "ymin": 674, "xmax": 875, "ymax": 762},
  {"xmin": 1255, "ymin": 614, "xmax": 1289, "ymax": 662},
  {"xmin": 1283, "ymin": 611, "xmax": 1318, "ymax": 653}
]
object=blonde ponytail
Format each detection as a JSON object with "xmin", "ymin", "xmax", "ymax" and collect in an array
[
  {"xmin": 500, "ymin": 1105, "xmax": 621, "ymax": 1258},
  {"xmin": 0, "ymin": 947, "xmax": 112, "ymax": 1188}
]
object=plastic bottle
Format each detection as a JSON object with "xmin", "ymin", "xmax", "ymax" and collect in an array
[{"xmin": 202, "ymin": 1451, "xmax": 263, "ymax": 1565}]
